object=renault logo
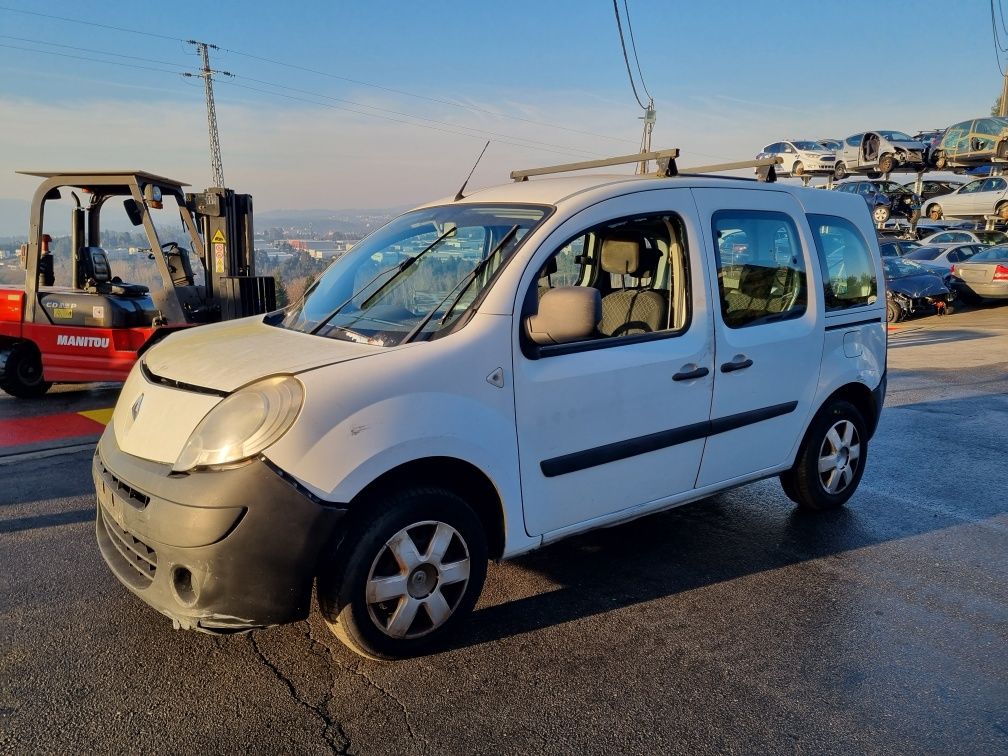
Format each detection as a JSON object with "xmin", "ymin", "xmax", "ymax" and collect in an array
[{"xmin": 131, "ymin": 394, "xmax": 144, "ymax": 421}]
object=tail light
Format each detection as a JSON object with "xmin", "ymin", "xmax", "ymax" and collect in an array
[
  {"xmin": 994, "ymin": 264, "xmax": 1008, "ymax": 281},
  {"xmin": 949, "ymin": 264, "xmax": 955, "ymax": 275}
]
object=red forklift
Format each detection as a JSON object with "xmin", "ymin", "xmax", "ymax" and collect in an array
[{"xmin": 0, "ymin": 170, "xmax": 275, "ymax": 397}]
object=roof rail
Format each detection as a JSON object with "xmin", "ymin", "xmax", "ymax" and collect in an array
[
  {"xmin": 511, "ymin": 149, "xmax": 680, "ymax": 182},
  {"xmin": 510, "ymin": 150, "xmax": 782, "ymax": 183}
]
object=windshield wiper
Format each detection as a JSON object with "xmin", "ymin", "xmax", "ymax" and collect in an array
[
  {"xmin": 403, "ymin": 225, "xmax": 520, "ymax": 343},
  {"xmin": 309, "ymin": 226, "xmax": 456, "ymax": 336}
]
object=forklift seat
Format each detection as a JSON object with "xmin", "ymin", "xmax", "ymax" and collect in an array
[{"xmin": 79, "ymin": 246, "xmax": 149, "ymax": 296}]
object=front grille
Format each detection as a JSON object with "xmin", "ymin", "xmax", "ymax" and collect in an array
[
  {"xmin": 103, "ymin": 464, "xmax": 150, "ymax": 508},
  {"xmin": 100, "ymin": 506, "xmax": 158, "ymax": 586}
]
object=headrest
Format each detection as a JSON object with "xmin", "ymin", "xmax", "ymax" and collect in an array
[{"xmin": 601, "ymin": 236, "xmax": 659, "ymax": 277}]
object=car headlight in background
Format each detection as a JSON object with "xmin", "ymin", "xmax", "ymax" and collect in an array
[{"xmin": 173, "ymin": 375, "xmax": 304, "ymax": 472}]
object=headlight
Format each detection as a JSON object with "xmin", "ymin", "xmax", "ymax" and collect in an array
[{"xmin": 173, "ymin": 375, "xmax": 304, "ymax": 472}]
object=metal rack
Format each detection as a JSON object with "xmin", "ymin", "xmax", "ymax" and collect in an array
[{"xmin": 510, "ymin": 149, "xmax": 782, "ymax": 183}]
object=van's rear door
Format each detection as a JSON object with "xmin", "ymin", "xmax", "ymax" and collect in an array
[{"xmin": 690, "ymin": 187, "xmax": 824, "ymax": 488}]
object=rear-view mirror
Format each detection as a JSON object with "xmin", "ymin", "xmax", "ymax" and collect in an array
[{"xmin": 123, "ymin": 198, "xmax": 144, "ymax": 226}]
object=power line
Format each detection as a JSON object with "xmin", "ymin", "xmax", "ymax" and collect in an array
[
  {"xmin": 621, "ymin": 0, "xmax": 652, "ymax": 102},
  {"xmin": 611, "ymin": 0, "xmax": 646, "ymax": 110},
  {"xmin": 0, "ymin": 34, "xmax": 189, "ymax": 69},
  {"xmin": 0, "ymin": 4, "xmax": 633, "ymax": 147},
  {"xmin": 992, "ymin": 0, "xmax": 1007, "ymax": 74},
  {"xmin": 0, "ymin": 41, "xmax": 182, "ymax": 76}
]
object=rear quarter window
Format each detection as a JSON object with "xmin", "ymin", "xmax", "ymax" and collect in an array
[{"xmin": 807, "ymin": 214, "xmax": 878, "ymax": 310}]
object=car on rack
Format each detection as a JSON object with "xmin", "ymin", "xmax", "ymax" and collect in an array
[
  {"xmin": 833, "ymin": 131, "xmax": 927, "ymax": 179},
  {"xmin": 901, "ymin": 178, "xmax": 964, "ymax": 204},
  {"xmin": 93, "ymin": 151, "xmax": 887, "ymax": 659},
  {"xmin": 931, "ymin": 117, "xmax": 1008, "ymax": 169},
  {"xmin": 883, "ymin": 257, "xmax": 956, "ymax": 321},
  {"xmin": 902, "ymin": 243, "xmax": 982, "ymax": 276},
  {"xmin": 816, "ymin": 138, "xmax": 843, "ymax": 153},
  {"xmin": 755, "ymin": 140, "xmax": 837, "ymax": 176},
  {"xmin": 918, "ymin": 228, "xmax": 1008, "ymax": 246},
  {"xmin": 912, "ymin": 128, "xmax": 946, "ymax": 164},
  {"xmin": 948, "ymin": 245, "xmax": 1008, "ymax": 301},
  {"xmin": 833, "ymin": 179, "xmax": 921, "ymax": 224},
  {"xmin": 922, "ymin": 176, "xmax": 1008, "ymax": 221}
]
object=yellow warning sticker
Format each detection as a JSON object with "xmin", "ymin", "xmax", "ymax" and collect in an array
[
  {"xmin": 79, "ymin": 408, "xmax": 114, "ymax": 425},
  {"xmin": 210, "ymin": 229, "xmax": 227, "ymax": 244}
]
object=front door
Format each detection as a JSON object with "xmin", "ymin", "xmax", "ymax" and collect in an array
[
  {"xmin": 690, "ymin": 188, "xmax": 824, "ymax": 487},
  {"xmin": 513, "ymin": 189, "xmax": 714, "ymax": 537}
]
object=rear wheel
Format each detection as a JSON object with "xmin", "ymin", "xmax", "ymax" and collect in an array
[
  {"xmin": 780, "ymin": 399, "xmax": 868, "ymax": 511},
  {"xmin": 928, "ymin": 204, "xmax": 943, "ymax": 220},
  {"xmin": 872, "ymin": 205, "xmax": 891, "ymax": 224},
  {"xmin": 0, "ymin": 342, "xmax": 51, "ymax": 398},
  {"xmin": 318, "ymin": 486, "xmax": 488, "ymax": 660}
]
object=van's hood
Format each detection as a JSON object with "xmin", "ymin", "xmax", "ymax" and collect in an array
[{"xmin": 143, "ymin": 317, "xmax": 385, "ymax": 393}]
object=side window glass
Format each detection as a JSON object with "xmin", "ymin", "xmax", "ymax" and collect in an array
[
  {"xmin": 529, "ymin": 213, "xmax": 692, "ymax": 352},
  {"xmin": 712, "ymin": 211, "xmax": 806, "ymax": 328},
  {"xmin": 808, "ymin": 214, "xmax": 878, "ymax": 311},
  {"xmin": 931, "ymin": 233, "xmax": 950, "ymax": 243}
]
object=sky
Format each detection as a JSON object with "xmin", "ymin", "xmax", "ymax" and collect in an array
[{"xmin": 0, "ymin": 0, "xmax": 1004, "ymax": 225}]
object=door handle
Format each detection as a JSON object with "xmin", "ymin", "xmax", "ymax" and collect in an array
[
  {"xmin": 672, "ymin": 366, "xmax": 710, "ymax": 382},
  {"xmin": 720, "ymin": 356, "xmax": 754, "ymax": 373}
]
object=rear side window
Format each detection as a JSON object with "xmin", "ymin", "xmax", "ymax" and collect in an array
[
  {"xmin": 807, "ymin": 214, "xmax": 878, "ymax": 310},
  {"xmin": 905, "ymin": 247, "xmax": 942, "ymax": 261},
  {"xmin": 712, "ymin": 210, "xmax": 807, "ymax": 328}
]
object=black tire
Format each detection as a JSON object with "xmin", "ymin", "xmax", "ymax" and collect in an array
[
  {"xmin": 793, "ymin": 160, "xmax": 805, "ymax": 176},
  {"xmin": 833, "ymin": 162, "xmax": 847, "ymax": 180},
  {"xmin": 886, "ymin": 299, "xmax": 902, "ymax": 323},
  {"xmin": 933, "ymin": 151, "xmax": 947, "ymax": 170},
  {"xmin": 928, "ymin": 204, "xmax": 942, "ymax": 221},
  {"xmin": 872, "ymin": 205, "xmax": 891, "ymax": 224},
  {"xmin": 997, "ymin": 202, "xmax": 1008, "ymax": 221},
  {"xmin": 959, "ymin": 287, "xmax": 982, "ymax": 305},
  {"xmin": 0, "ymin": 342, "xmax": 51, "ymax": 398},
  {"xmin": 318, "ymin": 486, "xmax": 488, "ymax": 660},
  {"xmin": 877, "ymin": 153, "xmax": 896, "ymax": 174},
  {"xmin": 780, "ymin": 399, "xmax": 868, "ymax": 511},
  {"xmin": 866, "ymin": 170, "xmax": 882, "ymax": 180}
]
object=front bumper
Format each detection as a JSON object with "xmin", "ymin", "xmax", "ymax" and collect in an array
[{"xmin": 93, "ymin": 428, "xmax": 347, "ymax": 633}]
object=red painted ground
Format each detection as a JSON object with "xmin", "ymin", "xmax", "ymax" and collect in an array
[{"xmin": 0, "ymin": 409, "xmax": 111, "ymax": 448}]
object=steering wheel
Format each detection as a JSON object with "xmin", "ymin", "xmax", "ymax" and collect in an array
[{"xmin": 161, "ymin": 241, "xmax": 180, "ymax": 253}]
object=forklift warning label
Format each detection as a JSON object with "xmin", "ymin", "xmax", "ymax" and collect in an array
[
  {"xmin": 212, "ymin": 229, "xmax": 227, "ymax": 273},
  {"xmin": 211, "ymin": 229, "xmax": 227, "ymax": 244},
  {"xmin": 57, "ymin": 334, "xmax": 109, "ymax": 348}
]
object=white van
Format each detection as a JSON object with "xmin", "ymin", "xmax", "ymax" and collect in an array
[{"xmin": 94, "ymin": 153, "xmax": 887, "ymax": 659}]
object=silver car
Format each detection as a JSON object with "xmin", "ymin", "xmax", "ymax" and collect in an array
[
  {"xmin": 756, "ymin": 140, "xmax": 836, "ymax": 176},
  {"xmin": 834, "ymin": 131, "xmax": 927, "ymax": 179},
  {"xmin": 922, "ymin": 176, "xmax": 1008, "ymax": 221},
  {"xmin": 949, "ymin": 245, "xmax": 1008, "ymax": 300},
  {"xmin": 902, "ymin": 243, "xmax": 982, "ymax": 276},
  {"xmin": 918, "ymin": 229, "xmax": 1008, "ymax": 246}
]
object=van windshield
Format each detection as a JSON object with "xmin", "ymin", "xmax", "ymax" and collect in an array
[{"xmin": 278, "ymin": 204, "xmax": 549, "ymax": 345}]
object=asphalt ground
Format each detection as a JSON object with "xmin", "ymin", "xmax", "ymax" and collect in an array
[{"xmin": 1, "ymin": 303, "xmax": 1006, "ymax": 755}]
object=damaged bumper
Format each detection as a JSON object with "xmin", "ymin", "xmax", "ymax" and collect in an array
[{"xmin": 93, "ymin": 428, "xmax": 347, "ymax": 633}]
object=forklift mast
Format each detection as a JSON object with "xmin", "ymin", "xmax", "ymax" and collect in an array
[{"xmin": 188, "ymin": 188, "xmax": 275, "ymax": 320}]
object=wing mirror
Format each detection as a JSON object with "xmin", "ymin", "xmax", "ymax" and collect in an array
[
  {"xmin": 123, "ymin": 198, "xmax": 144, "ymax": 226},
  {"xmin": 525, "ymin": 287, "xmax": 601, "ymax": 346}
]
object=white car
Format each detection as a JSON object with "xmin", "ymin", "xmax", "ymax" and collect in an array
[
  {"xmin": 94, "ymin": 157, "xmax": 888, "ymax": 659},
  {"xmin": 834, "ymin": 131, "xmax": 927, "ymax": 179},
  {"xmin": 918, "ymin": 229, "xmax": 1008, "ymax": 246},
  {"xmin": 902, "ymin": 243, "xmax": 982, "ymax": 276},
  {"xmin": 923, "ymin": 176, "xmax": 1008, "ymax": 221},
  {"xmin": 756, "ymin": 140, "xmax": 837, "ymax": 176}
]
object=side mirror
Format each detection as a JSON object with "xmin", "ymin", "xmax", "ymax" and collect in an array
[
  {"xmin": 525, "ymin": 286, "xmax": 601, "ymax": 346},
  {"xmin": 123, "ymin": 198, "xmax": 144, "ymax": 226}
]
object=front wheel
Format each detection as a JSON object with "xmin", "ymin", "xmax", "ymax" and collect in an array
[
  {"xmin": 793, "ymin": 160, "xmax": 805, "ymax": 176},
  {"xmin": 0, "ymin": 342, "xmax": 52, "ymax": 398},
  {"xmin": 878, "ymin": 153, "xmax": 896, "ymax": 174},
  {"xmin": 928, "ymin": 204, "xmax": 942, "ymax": 220},
  {"xmin": 886, "ymin": 299, "xmax": 902, "ymax": 323},
  {"xmin": 996, "ymin": 202, "xmax": 1008, "ymax": 221},
  {"xmin": 872, "ymin": 205, "xmax": 891, "ymax": 224},
  {"xmin": 780, "ymin": 399, "xmax": 868, "ymax": 511},
  {"xmin": 318, "ymin": 486, "xmax": 488, "ymax": 660},
  {"xmin": 833, "ymin": 162, "xmax": 847, "ymax": 180}
]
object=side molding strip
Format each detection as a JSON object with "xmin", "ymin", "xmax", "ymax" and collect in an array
[{"xmin": 539, "ymin": 400, "xmax": 799, "ymax": 478}]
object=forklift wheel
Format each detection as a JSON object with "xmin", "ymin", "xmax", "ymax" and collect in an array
[{"xmin": 0, "ymin": 343, "xmax": 52, "ymax": 398}]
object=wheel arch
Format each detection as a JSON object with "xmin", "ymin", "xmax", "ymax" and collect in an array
[
  {"xmin": 346, "ymin": 456, "xmax": 507, "ymax": 560},
  {"xmin": 820, "ymin": 382, "xmax": 878, "ymax": 439}
]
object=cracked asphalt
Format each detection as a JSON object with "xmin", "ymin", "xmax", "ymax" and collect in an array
[{"xmin": 1, "ymin": 304, "xmax": 1006, "ymax": 755}]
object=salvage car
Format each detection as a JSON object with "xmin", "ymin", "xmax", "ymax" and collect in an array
[
  {"xmin": 901, "ymin": 179, "xmax": 964, "ymax": 203},
  {"xmin": 903, "ymin": 243, "xmax": 981, "ymax": 276},
  {"xmin": 922, "ymin": 176, "xmax": 1008, "ymax": 220},
  {"xmin": 883, "ymin": 257, "xmax": 955, "ymax": 321},
  {"xmin": 834, "ymin": 131, "xmax": 927, "ymax": 179},
  {"xmin": 931, "ymin": 117, "xmax": 1008, "ymax": 169},
  {"xmin": 947, "ymin": 245, "xmax": 1008, "ymax": 302},
  {"xmin": 918, "ymin": 229, "xmax": 1008, "ymax": 245},
  {"xmin": 93, "ymin": 154, "xmax": 887, "ymax": 659},
  {"xmin": 756, "ymin": 140, "xmax": 836, "ymax": 176},
  {"xmin": 833, "ymin": 180, "xmax": 921, "ymax": 225}
]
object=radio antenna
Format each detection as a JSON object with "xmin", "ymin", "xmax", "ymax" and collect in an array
[{"xmin": 454, "ymin": 141, "xmax": 491, "ymax": 201}]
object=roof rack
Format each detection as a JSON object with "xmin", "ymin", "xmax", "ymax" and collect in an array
[{"xmin": 510, "ymin": 150, "xmax": 782, "ymax": 183}]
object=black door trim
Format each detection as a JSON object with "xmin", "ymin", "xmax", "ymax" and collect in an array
[
  {"xmin": 539, "ymin": 400, "xmax": 799, "ymax": 477},
  {"xmin": 824, "ymin": 317, "xmax": 883, "ymax": 331}
]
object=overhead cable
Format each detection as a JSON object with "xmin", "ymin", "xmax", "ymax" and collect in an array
[
  {"xmin": 612, "ymin": 0, "xmax": 647, "ymax": 110},
  {"xmin": 621, "ymin": 0, "xmax": 652, "ymax": 102}
]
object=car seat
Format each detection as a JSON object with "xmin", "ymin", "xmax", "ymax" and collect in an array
[{"xmin": 597, "ymin": 235, "xmax": 666, "ymax": 337}]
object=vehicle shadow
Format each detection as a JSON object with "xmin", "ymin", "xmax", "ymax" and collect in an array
[{"xmin": 887, "ymin": 327, "xmax": 995, "ymax": 348}]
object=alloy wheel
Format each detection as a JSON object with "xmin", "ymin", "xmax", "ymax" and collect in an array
[{"xmin": 818, "ymin": 420, "xmax": 861, "ymax": 495}]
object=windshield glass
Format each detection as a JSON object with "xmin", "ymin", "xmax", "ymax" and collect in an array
[
  {"xmin": 879, "ymin": 131, "xmax": 913, "ymax": 142},
  {"xmin": 884, "ymin": 258, "xmax": 930, "ymax": 278},
  {"xmin": 971, "ymin": 246, "xmax": 1008, "ymax": 261},
  {"xmin": 976, "ymin": 231, "xmax": 1008, "ymax": 244},
  {"xmin": 904, "ymin": 247, "xmax": 942, "ymax": 261},
  {"xmin": 873, "ymin": 181, "xmax": 907, "ymax": 194},
  {"xmin": 278, "ymin": 203, "xmax": 548, "ymax": 345},
  {"xmin": 792, "ymin": 141, "xmax": 823, "ymax": 151}
]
